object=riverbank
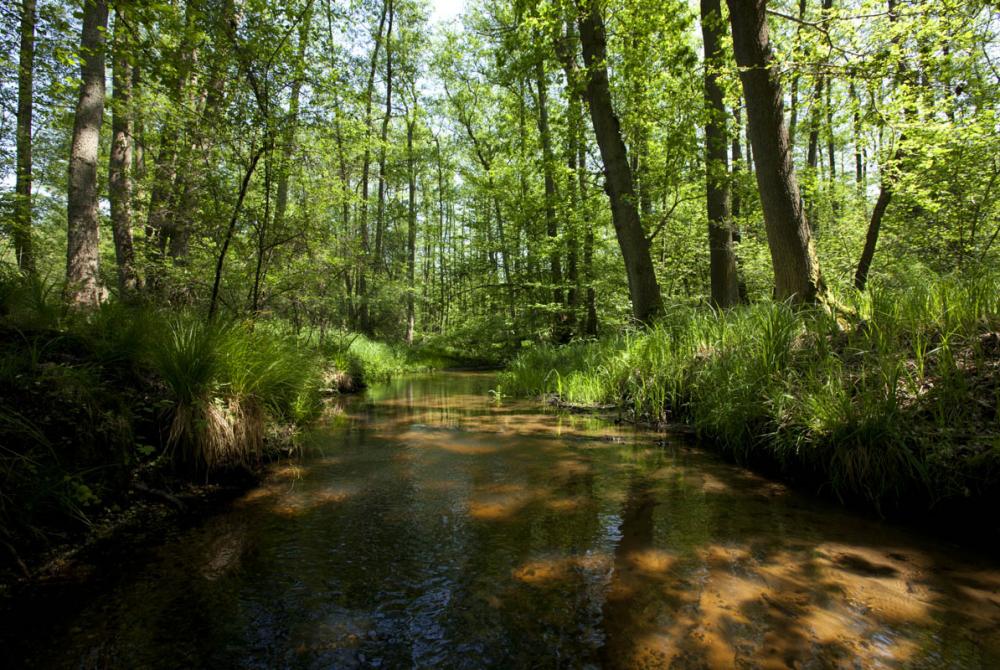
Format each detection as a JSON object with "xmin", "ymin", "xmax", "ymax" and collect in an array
[
  {"xmin": 496, "ymin": 275, "xmax": 1000, "ymax": 518},
  {"xmin": 0, "ymin": 275, "xmax": 464, "ymax": 583}
]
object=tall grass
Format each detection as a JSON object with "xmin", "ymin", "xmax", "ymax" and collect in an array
[
  {"xmin": 497, "ymin": 274, "xmax": 1000, "ymax": 509},
  {"xmin": 149, "ymin": 315, "xmax": 322, "ymax": 471}
]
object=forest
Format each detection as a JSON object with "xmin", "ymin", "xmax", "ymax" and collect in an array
[{"xmin": 1, "ymin": 0, "xmax": 999, "ymax": 609}]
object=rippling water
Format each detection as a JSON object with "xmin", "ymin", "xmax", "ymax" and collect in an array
[{"xmin": 5, "ymin": 372, "xmax": 1000, "ymax": 668}]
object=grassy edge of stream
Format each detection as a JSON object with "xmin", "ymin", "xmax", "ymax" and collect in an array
[{"xmin": 495, "ymin": 274, "xmax": 1000, "ymax": 530}]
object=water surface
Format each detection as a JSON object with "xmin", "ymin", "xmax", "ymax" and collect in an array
[{"xmin": 6, "ymin": 372, "xmax": 1000, "ymax": 668}]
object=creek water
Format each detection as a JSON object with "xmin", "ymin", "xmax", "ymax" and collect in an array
[{"xmin": 5, "ymin": 372, "xmax": 1000, "ymax": 668}]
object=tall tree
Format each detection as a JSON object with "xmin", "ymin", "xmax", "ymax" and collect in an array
[
  {"xmin": 357, "ymin": 0, "xmax": 391, "ymax": 331},
  {"xmin": 534, "ymin": 59, "xmax": 568, "ymax": 341},
  {"xmin": 701, "ymin": 0, "xmax": 741, "ymax": 307},
  {"xmin": 13, "ymin": 0, "xmax": 36, "ymax": 273},
  {"xmin": 577, "ymin": 0, "xmax": 663, "ymax": 323},
  {"xmin": 273, "ymin": 1, "xmax": 314, "ymax": 234},
  {"xmin": 108, "ymin": 5, "xmax": 139, "ymax": 294},
  {"xmin": 726, "ymin": 0, "xmax": 824, "ymax": 303},
  {"xmin": 66, "ymin": 0, "xmax": 110, "ymax": 308},
  {"xmin": 374, "ymin": 0, "xmax": 395, "ymax": 272}
]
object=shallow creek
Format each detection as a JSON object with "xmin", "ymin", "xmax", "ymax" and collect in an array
[{"xmin": 5, "ymin": 372, "xmax": 1000, "ymax": 668}]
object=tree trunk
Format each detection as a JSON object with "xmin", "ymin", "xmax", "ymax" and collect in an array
[
  {"xmin": 732, "ymin": 102, "xmax": 743, "ymax": 220},
  {"xmin": 535, "ymin": 59, "xmax": 568, "ymax": 341},
  {"xmin": 853, "ymin": 0, "xmax": 908, "ymax": 290},
  {"xmin": 854, "ymin": 169, "xmax": 894, "ymax": 290},
  {"xmin": 787, "ymin": 0, "xmax": 806, "ymax": 150},
  {"xmin": 374, "ymin": 0, "xmax": 394, "ymax": 274},
  {"xmin": 357, "ymin": 0, "xmax": 390, "ymax": 332},
  {"xmin": 850, "ymin": 83, "xmax": 863, "ymax": 188},
  {"xmin": 274, "ymin": 2, "xmax": 313, "ymax": 233},
  {"xmin": 406, "ymin": 117, "xmax": 417, "ymax": 344},
  {"xmin": 209, "ymin": 148, "xmax": 263, "ymax": 320},
  {"xmin": 727, "ymin": 0, "xmax": 824, "ymax": 303},
  {"xmin": 66, "ymin": 0, "xmax": 109, "ymax": 309},
  {"xmin": 108, "ymin": 8, "xmax": 139, "ymax": 295},
  {"xmin": 701, "ymin": 0, "xmax": 741, "ymax": 308},
  {"xmin": 14, "ymin": 0, "xmax": 35, "ymax": 273},
  {"xmin": 577, "ymin": 0, "xmax": 663, "ymax": 323}
]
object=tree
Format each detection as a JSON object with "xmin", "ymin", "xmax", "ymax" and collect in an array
[
  {"xmin": 700, "ymin": 0, "xmax": 741, "ymax": 307},
  {"xmin": 66, "ymin": 0, "xmax": 110, "ymax": 308},
  {"xmin": 726, "ymin": 0, "xmax": 823, "ymax": 303},
  {"xmin": 108, "ymin": 4, "xmax": 139, "ymax": 294},
  {"xmin": 13, "ymin": 0, "xmax": 36, "ymax": 274},
  {"xmin": 577, "ymin": 0, "xmax": 663, "ymax": 323}
]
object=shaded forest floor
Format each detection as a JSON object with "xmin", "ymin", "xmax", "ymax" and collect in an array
[{"xmin": 497, "ymin": 275, "xmax": 1000, "ymax": 533}]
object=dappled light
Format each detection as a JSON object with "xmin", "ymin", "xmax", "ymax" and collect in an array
[{"xmin": 6, "ymin": 373, "xmax": 1000, "ymax": 667}]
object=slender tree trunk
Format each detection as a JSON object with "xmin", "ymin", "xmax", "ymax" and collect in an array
[
  {"xmin": 854, "ymin": 168, "xmax": 895, "ymax": 290},
  {"xmin": 850, "ymin": 83, "xmax": 864, "ymax": 188},
  {"xmin": 274, "ymin": 2, "xmax": 313, "ymax": 233},
  {"xmin": 727, "ymin": 0, "xmax": 824, "ymax": 303},
  {"xmin": 853, "ymin": 0, "xmax": 908, "ymax": 290},
  {"xmin": 826, "ymin": 81, "xmax": 836, "ymax": 181},
  {"xmin": 535, "ymin": 59, "xmax": 568, "ymax": 341},
  {"xmin": 109, "ymin": 8, "xmax": 139, "ymax": 295},
  {"xmin": 701, "ymin": 0, "xmax": 741, "ymax": 308},
  {"xmin": 787, "ymin": 0, "xmax": 806, "ymax": 150},
  {"xmin": 14, "ymin": 0, "xmax": 35, "ymax": 273},
  {"xmin": 558, "ymin": 18, "xmax": 583, "ymax": 335},
  {"xmin": 577, "ymin": 0, "xmax": 663, "ymax": 323},
  {"xmin": 66, "ymin": 0, "xmax": 109, "ymax": 309},
  {"xmin": 357, "ymin": 0, "xmax": 390, "ymax": 332},
  {"xmin": 406, "ymin": 117, "xmax": 417, "ymax": 344},
  {"xmin": 374, "ymin": 0, "xmax": 394, "ymax": 274},
  {"xmin": 209, "ymin": 148, "xmax": 263, "ymax": 320},
  {"xmin": 732, "ymin": 102, "xmax": 743, "ymax": 220}
]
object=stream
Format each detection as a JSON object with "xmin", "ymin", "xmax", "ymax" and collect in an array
[{"xmin": 4, "ymin": 372, "xmax": 1000, "ymax": 668}]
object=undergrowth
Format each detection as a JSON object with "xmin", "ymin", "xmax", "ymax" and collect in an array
[{"xmin": 497, "ymin": 274, "xmax": 1000, "ymax": 511}]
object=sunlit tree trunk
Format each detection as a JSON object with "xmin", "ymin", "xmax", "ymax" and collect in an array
[
  {"xmin": 274, "ymin": 2, "xmax": 313, "ymax": 234},
  {"xmin": 787, "ymin": 0, "xmax": 806, "ymax": 150},
  {"xmin": 727, "ymin": 0, "xmax": 824, "ymax": 303},
  {"xmin": 701, "ymin": 0, "xmax": 741, "ymax": 308},
  {"xmin": 66, "ymin": 0, "xmax": 109, "ymax": 308},
  {"xmin": 535, "ymin": 59, "xmax": 569, "ymax": 342},
  {"xmin": 357, "ymin": 0, "xmax": 390, "ymax": 332},
  {"xmin": 109, "ymin": 7, "xmax": 139, "ymax": 295},
  {"xmin": 374, "ymin": 0, "xmax": 394, "ymax": 274},
  {"xmin": 14, "ymin": 0, "xmax": 35, "ymax": 273},
  {"xmin": 406, "ymin": 116, "xmax": 417, "ymax": 344},
  {"xmin": 577, "ymin": 0, "xmax": 663, "ymax": 323}
]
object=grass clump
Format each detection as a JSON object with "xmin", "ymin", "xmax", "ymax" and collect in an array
[{"xmin": 497, "ymin": 273, "xmax": 1000, "ymax": 511}]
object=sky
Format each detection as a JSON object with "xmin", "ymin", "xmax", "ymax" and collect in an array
[{"xmin": 429, "ymin": 0, "xmax": 467, "ymax": 25}]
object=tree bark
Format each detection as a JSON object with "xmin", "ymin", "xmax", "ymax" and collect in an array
[
  {"xmin": 109, "ymin": 7, "xmax": 139, "ymax": 295},
  {"xmin": 701, "ymin": 0, "xmax": 741, "ymax": 308},
  {"xmin": 66, "ymin": 0, "xmax": 109, "ymax": 308},
  {"xmin": 374, "ymin": 0, "xmax": 394, "ymax": 274},
  {"xmin": 274, "ymin": 1, "xmax": 313, "ymax": 234},
  {"xmin": 853, "ymin": 0, "xmax": 908, "ymax": 290},
  {"xmin": 357, "ymin": 0, "xmax": 390, "ymax": 332},
  {"xmin": 535, "ymin": 59, "xmax": 569, "ymax": 341},
  {"xmin": 727, "ymin": 0, "xmax": 824, "ymax": 303},
  {"xmin": 406, "ymin": 116, "xmax": 417, "ymax": 344},
  {"xmin": 14, "ymin": 0, "xmax": 35, "ymax": 273},
  {"xmin": 854, "ymin": 167, "xmax": 894, "ymax": 290},
  {"xmin": 577, "ymin": 0, "xmax": 663, "ymax": 323},
  {"xmin": 787, "ymin": 0, "xmax": 806, "ymax": 150}
]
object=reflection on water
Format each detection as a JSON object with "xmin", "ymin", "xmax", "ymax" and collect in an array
[{"xmin": 5, "ymin": 372, "xmax": 1000, "ymax": 668}]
